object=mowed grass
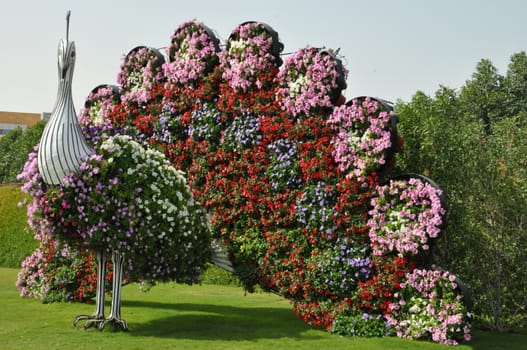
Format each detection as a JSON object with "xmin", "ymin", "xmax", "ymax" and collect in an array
[{"xmin": 0, "ymin": 267, "xmax": 524, "ymax": 350}]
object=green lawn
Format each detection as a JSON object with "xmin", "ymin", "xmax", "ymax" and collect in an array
[{"xmin": 0, "ymin": 267, "xmax": 523, "ymax": 350}]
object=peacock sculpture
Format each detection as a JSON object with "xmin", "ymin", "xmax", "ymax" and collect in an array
[
  {"xmin": 20, "ymin": 15, "xmax": 472, "ymax": 344},
  {"xmin": 34, "ymin": 12, "xmax": 219, "ymax": 331}
]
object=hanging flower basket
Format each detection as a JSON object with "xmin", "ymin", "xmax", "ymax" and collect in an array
[
  {"xmin": 238, "ymin": 21, "xmax": 284, "ymax": 66},
  {"xmin": 164, "ymin": 19, "xmax": 220, "ymax": 87},
  {"xmin": 219, "ymin": 21, "xmax": 283, "ymax": 92},
  {"xmin": 276, "ymin": 46, "xmax": 347, "ymax": 117},
  {"xmin": 393, "ymin": 173, "xmax": 448, "ymax": 228},
  {"xmin": 79, "ymin": 84, "xmax": 121, "ymax": 128},
  {"xmin": 329, "ymin": 96, "xmax": 398, "ymax": 182},
  {"xmin": 367, "ymin": 174, "xmax": 447, "ymax": 257},
  {"xmin": 117, "ymin": 46, "xmax": 166, "ymax": 105},
  {"xmin": 385, "ymin": 268, "xmax": 471, "ymax": 345}
]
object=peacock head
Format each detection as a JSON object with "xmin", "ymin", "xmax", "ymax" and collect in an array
[{"xmin": 57, "ymin": 11, "xmax": 76, "ymax": 81}]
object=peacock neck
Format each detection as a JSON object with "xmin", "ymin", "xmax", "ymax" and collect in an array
[{"xmin": 50, "ymin": 75, "xmax": 76, "ymax": 124}]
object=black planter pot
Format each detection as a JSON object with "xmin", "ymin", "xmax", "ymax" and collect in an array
[
  {"xmin": 84, "ymin": 84, "xmax": 121, "ymax": 109},
  {"xmin": 125, "ymin": 45, "xmax": 166, "ymax": 69}
]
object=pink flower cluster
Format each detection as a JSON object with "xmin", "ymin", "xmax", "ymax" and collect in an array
[
  {"xmin": 16, "ymin": 147, "xmax": 90, "ymax": 301},
  {"xmin": 368, "ymin": 177, "xmax": 445, "ymax": 256},
  {"xmin": 16, "ymin": 245, "xmax": 50, "ymax": 299},
  {"xmin": 79, "ymin": 86, "xmax": 120, "ymax": 127},
  {"xmin": 277, "ymin": 46, "xmax": 347, "ymax": 116},
  {"xmin": 164, "ymin": 19, "xmax": 219, "ymax": 86},
  {"xmin": 16, "ymin": 146, "xmax": 51, "ymax": 241},
  {"xmin": 219, "ymin": 22, "xmax": 278, "ymax": 91},
  {"xmin": 329, "ymin": 97, "xmax": 393, "ymax": 180},
  {"xmin": 386, "ymin": 268, "xmax": 471, "ymax": 345},
  {"xmin": 117, "ymin": 47, "xmax": 165, "ymax": 105}
]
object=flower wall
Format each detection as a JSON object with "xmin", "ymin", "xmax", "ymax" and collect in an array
[{"xmin": 19, "ymin": 19, "xmax": 471, "ymax": 344}]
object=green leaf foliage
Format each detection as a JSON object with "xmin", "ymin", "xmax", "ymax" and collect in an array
[
  {"xmin": 0, "ymin": 121, "xmax": 45, "ymax": 184},
  {"xmin": 395, "ymin": 52, "xmax": 527, "ymax": 331}
]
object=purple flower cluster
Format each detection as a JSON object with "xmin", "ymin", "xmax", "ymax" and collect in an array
[
  {"xmin": 152, "ymin": 115, "xmax": 173, "ymax": 144},
  {"xmin": 318, "ymin": 239, "xmax": 371, "ymax": 293},
  {"xmin": 188, "ymin": 102, "xmax": 223, "ymax": 142},
  {"xmin": 368, "ymin": 178, "xmax": 446, "ymax": 256},
  {"xmin": 277, "ymin": 46, "xmax": 348, "ymax": 116},
  {"xmin": 329, "ymin": 97, "xmax": 394, "ymax": 181},
  {"xmin": 81, "ymin": 123, "xmax": 124, "ymax": 147},
  {"xmin": 295, "ymin": 181, "xmax": 337, "ymax": 235},
  {"xmin": 150, "ymin": 103, "xmax": 189, "ymax": 144},
  {"xmin": 17, "ymin": 145, "xmax": 43, "ymax": 205},
  {"xmin": 223, "ymin": 109, "xmax": 262, "ymax": 151},
  {"xmin": 266, "ymin": 138, "xmax": 301, "ymax": 191}
]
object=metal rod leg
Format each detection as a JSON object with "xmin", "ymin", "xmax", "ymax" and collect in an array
[
  {"xmin": 99, "ymin": 250, "xmax": 128, "ymax": 331},
  {"xmin": 74, "ymin": 250, "xmax": 106, "ymax": 328}
]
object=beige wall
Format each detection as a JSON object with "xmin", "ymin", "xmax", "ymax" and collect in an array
[
  {"xmin": 0, "ymin": 111, "xmax": 44, "ymax": 135},
  {"xmin": 0, "ymin": 111, "xmax": 43, "ymax": 127}
]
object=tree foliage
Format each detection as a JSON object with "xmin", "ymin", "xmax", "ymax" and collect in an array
[
  {"xmin": 395, "ymin": 52, "xmax": 527, "ymax": 331},
  {"xmin": 0, "ymin": 121, "xmax": 45, "ymax": 183}
]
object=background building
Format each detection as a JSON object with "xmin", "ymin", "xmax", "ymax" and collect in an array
[{"xmin": 0, "ymin": 111, "xmax": 49, "ymax": 136}]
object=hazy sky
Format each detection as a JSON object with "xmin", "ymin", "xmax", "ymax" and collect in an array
[{"xmin": 1, "ymin": 0, "xmax": 526, "ymax": 113}]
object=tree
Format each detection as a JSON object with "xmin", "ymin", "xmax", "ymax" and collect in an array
[
  {"xmin": 0, "ymin": 121, "xmax": 45, "ymax": 183},
  {"xmin": 459, "ymin": 59, "xmax": 506, "ymax": 135},
  {"xmin": 470, "ymin": 113, "xmax": 527, "ymax": 330},
  {"xmin": 503, "ymin": 51, "xmax": 527, "ymax": 116},
  {"xmin": 395, "ymin": 87, "xmax": 483, "ymax": 271},
  {"xmin": 396, "ymin": 53, "xmax": 527, "ymax": 331},
  {"xmin": 0, "ymin": 127, "xmax": 23, "ymax": 182}
]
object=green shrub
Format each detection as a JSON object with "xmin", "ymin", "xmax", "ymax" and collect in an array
[
  {"xmin": 332, "ymin": 310, "xmax": 391, "ymax": 337},
  {"xmin": 200, "ymin": 264, "xmax": 242, "ymax": 286},
  {"xmin": 0, "ymin": 184, "xmax": 37, "ymax": 267}
]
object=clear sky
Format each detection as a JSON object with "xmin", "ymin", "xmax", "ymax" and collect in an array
[{"xmin": 1, "ymin": 0, "xmax": 526, "ymax": 113}]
